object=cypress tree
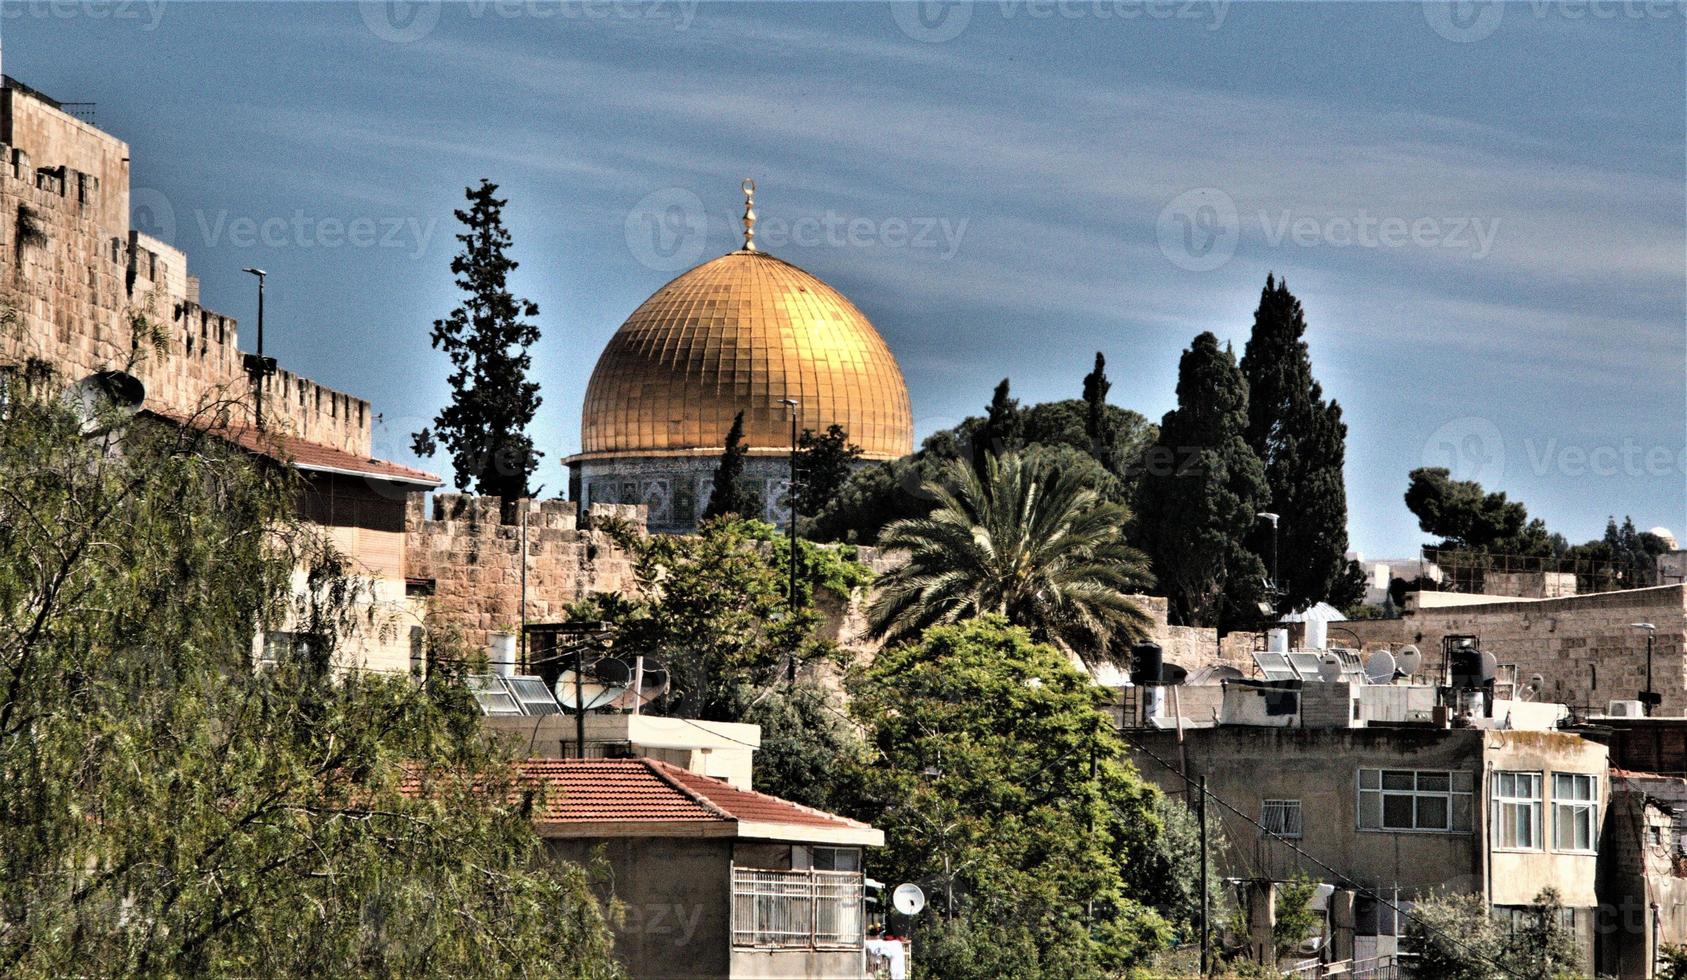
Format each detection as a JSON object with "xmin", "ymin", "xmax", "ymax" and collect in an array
[
  {"xmin": 972, "ymin": 377, "xmax": 1024, "ymax": 471},
  {"xmin": 1082, "ymin": 351, "xmax": 1115, "ymax": 461},
  {"xmin": 1135, "ymin": 332, "xmax": 1270, "ymax": 629},
  {"xmin": 702, "ymin": 411, "xmax": 758, "ymax": 520},
  {"xmin": 1240, "ymin": 274, "xmax": 1350, "ymax": 613},
  {"xmin": 412, "ymin": 179, "xmax": 543, "ymax": 503}
]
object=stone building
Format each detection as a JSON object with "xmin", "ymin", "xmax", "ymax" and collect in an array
[{"xmin": 565, "ymin": 182, "xmax": 913, "ymax": 532}]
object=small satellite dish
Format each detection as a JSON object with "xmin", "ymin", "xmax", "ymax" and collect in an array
[
  {"xmin": 1397, "ymin": 645, "xmax": 1423, "ymax": 676},
  {"xmin": 892, "ymin": 883, "xmax": 926, "ymax": 916},
  {"xmin": 1364, "ymin": 650, "xmax": 1398, "ymax": 685},
  {"xmin": 1521, "ymin": 673, "xmax": 1545, "ymax": 702},
  {"xmin": 1316, "ymin": 654, "xmax": 1343, "ymax": 682},
  {"xmin": 555, "ymin": 656, "xmax": 633, "ymax": 711}
]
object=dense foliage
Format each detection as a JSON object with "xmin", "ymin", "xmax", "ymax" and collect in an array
[
  {"xmin": 850, "ymin": 619, "xmax": 1189, "ymax": 977},
  {"xmin": 869, "ymin": 452, "xmax": 1154, "ymax": 664},
  {"xmin": 0, "ymin": 397, "xmax": 618, "ymax": 977},
  {"xmin": 794, "ymin": 423, "xmax": 864, "ymax": 517},
  {"xmin": 1240, "ymin": 276, "xmax": 1351, "ymax": 614},
  {"xmin": 412, "ymin": 179, "xmax": 543, "ymax": 501},
  {"xmin": 1135, "ymin": 332, "xmax": 1270, "ymax": 630},
  {"xmin": 1402, "ymin": 887, "xmax": 1581, "ymax": 980}
]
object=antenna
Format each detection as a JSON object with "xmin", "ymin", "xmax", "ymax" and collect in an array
[
  {"xmin": 1396, "ymin": 645, "xmax": 1423, "ymax": 677},
  {"xmin": 892, "ymin": 883, "xmax": 926, "ymax": 916},
  {"xmin": 1316, "ymin": 654, "xmax": 1343, "ymax": 682},
  {"xmin": 1363, "ymin": 650, "xmax": 1398, "ymax": 685}
]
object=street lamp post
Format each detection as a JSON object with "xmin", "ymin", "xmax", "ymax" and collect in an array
[
  {"xmin": 1257, "ymin": 511, "xmax": 1281, "ymax": 599},
  {"xmin": 781, "ymin": 398, "xmax": 800, "ymax": 681},
  {"xmin": 1634, "ymin": 622, "xmax": 1659, "ymax": 715},
  {"xmin": 242, "ymin": 267, "xmax": 268, "ymax": 430}
]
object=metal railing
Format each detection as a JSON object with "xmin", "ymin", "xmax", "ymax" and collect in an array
[
  {"xmin": 1285, "ymin": 952, "xmax": 1412, "ymax": 979},
  {"xmin": 731, "ymin": 867, "xmax": 864, "ymax": 949}
]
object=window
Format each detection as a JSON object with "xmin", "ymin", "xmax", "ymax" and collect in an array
[
  {"xmin": 732, "ymin": 868, "xmax": 863, "ymax": 949},
  {"xmin": 811, "ymin": 847, "xmax": 861, "ymax": 872},
  {"xmin": 1261, "ymin": 800, "xmax": 1304, "ymax": 839},
  {"xmin": 1552, "ymin": 773, "xmax": 1598, "ymax": 853},
  {"xmin": 1492, "ymin": 771, "xmax": 1543, "ymax": 850},
  {"xmin": 1358, "ymin": 769, "xmax": 1474, "ymax": 832}
]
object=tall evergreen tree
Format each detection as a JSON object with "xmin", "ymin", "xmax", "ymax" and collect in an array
[
  {"xmin": 794, "ymin": 423, "xmax": 863, "ymax": 517},
  {"xmin": 702, "ymin": 411, "xmax": 758, "ymax": 520},
  {"xmin": 1135, "ymin": 333, "xmax": 1269, "ymax": 629},
  {"xmin": 972, "ymin": 378, "xmax": 1023, "ymax": 472},
  {"xmin": 1082, "ymin": 352, "xmax": 1115, "ymax": 460},
  {"xmin": 1240, "ymin": 274, "xmax": 1350, "ymax": 613},
  {"xmin": 412, "ymin": 179, "xmax": 542, "ymax": 502}
]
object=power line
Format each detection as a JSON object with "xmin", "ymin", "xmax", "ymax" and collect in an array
[{"xmin": 1119, "ymin": 729, "xmax": 1528, "ymax": 980}]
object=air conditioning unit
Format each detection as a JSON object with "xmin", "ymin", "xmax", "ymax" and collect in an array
[{"xmin": 1607, "ymin": 700, "xmax": 1645, "ymax": 718}]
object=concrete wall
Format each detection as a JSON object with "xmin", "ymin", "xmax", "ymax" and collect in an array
[
  {"xmin": 548, "ymin": 836, "xmax": 734, "ymax": 980},
  {"xmin": 1341, "ymin": 586, "xmax": 1687, "ymax": 716},
  {"xmin": 1603, "ymin": 775, "xmax": 1687, "ymax": 978},
  {"xmin": 1484, "ymin": 730, "xmax": 1607, "ymax": 909},
  {"xmin": 0, "ymin": 77, "xmax": 370, "ymax": 453}
]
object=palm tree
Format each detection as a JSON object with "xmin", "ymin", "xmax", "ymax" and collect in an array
[{"xmin": 868, "ymin": 451, "xmax": 1154, "ymax": 663}]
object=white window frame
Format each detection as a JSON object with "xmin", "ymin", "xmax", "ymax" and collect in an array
[
  {"xmin": 1551, "ymin": 773, "xmax": 1599, "ymax": 854},
  {"xmin": 1260, "ymin": 799, "xmax": 1304, "ymax": 839},
  {"xmin": 1358, "ymin": 769, "xmax": 1474, "ymax": 834},
  {"xmin": 1491, "ymin": 771, "xmax": 1543, "ymax": 851}
]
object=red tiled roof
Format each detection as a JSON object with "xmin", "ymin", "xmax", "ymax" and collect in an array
[{"xmin": 145, "ymin": 411, "xmax": 440, "ymax": 486}]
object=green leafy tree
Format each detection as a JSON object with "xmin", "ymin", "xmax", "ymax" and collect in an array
[
  {"xmin": 1272, "ymin": 875, "xmax": 1321, "ymax": 962},
  {"xmin": 412, "ymin": 179, "xmax": 543, "ymax": 501},
  {"xmin": 729, "ymin": 682, "xmax": 864, "ymax": 812},
  {"xmin": 1505, "ymin": 886, "xmax": 1583, "ymax": 980},
  {"xmin": 0, "ymin": 395, "xmax": 618, "ymax": 976},
  {"xmin": 702, "ymin": 410, "xmax": 758, "ymax": 521},
  {"xmin": 1240, "ymin": 276, "xmax": 1351, "ymax": 614},
  {"xmin": 794, "ymin": 423, "xmax": 864, "ymax": 517},
  {"xmin": 1404, "ymin": 467, "xmax": 1553, "ymax": 556},
  {"xmin": 868, "ymin": 451, "xmax": 1154, "ymax": 664},
  {"xmin": 850, "ymin": 618, "xmax": 1181, "ymax": 976},
  {"xmin": 1134, "ymin": 332, "xmax": 1270, "ymax": 630},
  {"xmin": 1401, "ymin": 890, "xmax": 1505, "ymax": 980}
]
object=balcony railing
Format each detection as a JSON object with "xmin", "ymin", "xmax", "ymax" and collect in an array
[{"xmin": 731, "ymin": 867, "xmax": 864, "ymax": 949}]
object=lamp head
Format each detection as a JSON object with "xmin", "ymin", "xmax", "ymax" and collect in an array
[{"xmin": 242, "ymin": 267, "xmax": 266, "ymax": 279}]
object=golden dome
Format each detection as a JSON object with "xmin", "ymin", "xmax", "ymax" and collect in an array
[{"xmin": 578, "ymin": 249, "xmax": 914, "ymax": 460}]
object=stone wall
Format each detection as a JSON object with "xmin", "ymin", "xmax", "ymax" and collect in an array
[
  {"xmin": 404, "ymin": 493, "xmax": 646, "ymax": 652},
  {"xmin": 1340, "ymin": 585, "xmax": 1687, "ymax": 716},
  {"xmin": 0, "ymin": 76, "xmax": 369, "ymax": 454}
]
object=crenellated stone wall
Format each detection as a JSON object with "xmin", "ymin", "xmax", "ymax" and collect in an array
[
  {"xmin": 404, "ymin": 494, "xmax": 646, "ymax": 651},
  {"xmin": 1340, "ymin": 584, "xmax": 1687, "ymax": 716},
  {"xmin": 0, "ymin": 76, "xmax": 369, "ymax": 454}
]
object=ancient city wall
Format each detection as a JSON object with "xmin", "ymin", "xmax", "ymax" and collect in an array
[
  {"xmin": 0, "ymin": 77, "xmax": 369, "ymax": 454},
  {"xmin": 404, "ymin": 494, "xmax": 646, "ymax": 652},
  {"xmin": 1342, "ymin": 585, "xmax": 1687, "ymax": 715}
]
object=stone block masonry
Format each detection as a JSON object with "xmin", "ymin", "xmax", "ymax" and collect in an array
[
  {"xmin": 404, "ymin": 494, "xmax": 647, "ymax": 653},
  {"xmin": 0, "ymin": 76, "xmax": 369, "ymax": 454}
]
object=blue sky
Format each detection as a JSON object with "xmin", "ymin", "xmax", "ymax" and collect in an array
[{"xmin": 5, "ymin": 1, "xmax": 1682, "ymax": 556}]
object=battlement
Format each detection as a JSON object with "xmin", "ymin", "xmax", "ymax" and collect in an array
[{"xmin": 0, "ymin": 74, "xmax": 370, "ymax": 455}]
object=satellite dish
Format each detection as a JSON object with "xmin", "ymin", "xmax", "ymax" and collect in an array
[
  {"xmin": 892, "ymin": 883, "xmax": 926, "ymax": 916},
  {"xmin": 1397, "ymin": 645, "xmax": 1423, "ymax": 676},
  {"xmin": 1521, "ymin": 673, "xmax": 1545, "ymax": 702},
  {"xmin": 555, "ymin": 656, "xmax": 633, "ymax": 711},
  {"xmin": 1316, "ymin": 654, "xmax": 1343, "ymax": 682},
  {"xmin": 62, "ymin": 371, "xmax": 145, "ymax": 432},
  {"xmin": 608, "ymin": 655, "xmax": 671, "ymax": 711},
  {"xmin": 1364, "ymin": 650, "xmax": 1398, "ymax": 685}
]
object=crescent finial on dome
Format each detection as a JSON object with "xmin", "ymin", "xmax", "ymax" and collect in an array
[{"xmin": 741, "ymin": 177, "xmax": 757, "ymax": 252}]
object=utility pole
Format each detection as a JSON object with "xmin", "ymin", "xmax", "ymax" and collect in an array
[
  {"xmin": 1198, "ymin": 773, "xmax": 1209, "ymax": 977},
  {"xmin": 1634, "ymin": 622, "xmax": 1659, "ymax": 715},
  {"xmin": 242, "ymin": 268, "xmax": 268, "ymax": 430},
  {"xmin": 1257, "ymin": 511, "xmax": 1281, "ymax": 602}
]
